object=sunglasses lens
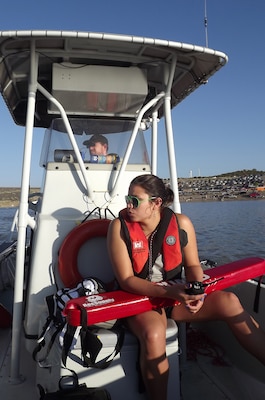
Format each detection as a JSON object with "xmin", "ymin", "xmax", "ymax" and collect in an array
[
  {"xmin": 131, "ymin": 197, "xmax": 139, "ymax": 208},
  {"xmin": 125, "ymin": 196, "xmax": 139, "ymax": 208}
]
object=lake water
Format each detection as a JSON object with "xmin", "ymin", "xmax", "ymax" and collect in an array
[
  {"xmin": 0, "ymin": 207, "xmax": 18, "ymax": 243},
  {"xmin": 1, "ymin": 200, "xmax": 265, "ymax": 265},
  {"xmin": 181, "ymin": 199, "xmax": 265, "ymax": 264}
]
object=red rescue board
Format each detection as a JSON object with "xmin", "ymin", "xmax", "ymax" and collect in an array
[{"xmin": 63, "ymin": 257, "xmax": 265, "ymax": 327}]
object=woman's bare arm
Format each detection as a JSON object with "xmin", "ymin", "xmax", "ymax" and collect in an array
[{"xmin": 177, "ymin": 213, "xmax": 204, "ymax": 282}]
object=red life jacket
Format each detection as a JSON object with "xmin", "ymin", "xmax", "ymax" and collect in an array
[{"xmin": 119, "ymin": 207, "xmax": 187, "ymax": 280}]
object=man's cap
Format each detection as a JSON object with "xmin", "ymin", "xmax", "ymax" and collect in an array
[{"xmin": 83, "ymin": 134, "xmax": 108, "ymax": 147}]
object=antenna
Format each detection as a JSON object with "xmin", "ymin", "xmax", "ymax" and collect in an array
[{"xmin": 204, "ymin": 0, "xmax": 209, "ymax": 47}]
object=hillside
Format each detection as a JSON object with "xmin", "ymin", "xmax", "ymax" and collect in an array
[
  {"xmin": 0, "ymin": 170, "xmax": 264, "ymax": 207},
  {"xmin": 0, "ymin": 188, "xmax": 40, "ymax": 208},
  {"xmin": 190, "ymin": 169, "xmax": 265, "ymax": 179}
]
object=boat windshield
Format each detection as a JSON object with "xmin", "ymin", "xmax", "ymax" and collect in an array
[{"xmin": 40, "ymin": 118, "xmax": 150, "ymax": 166}]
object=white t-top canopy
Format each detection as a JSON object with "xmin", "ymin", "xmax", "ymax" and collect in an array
[{"xmin": 0, "ymin": 30, "xmax": 228, "ymax": 127}]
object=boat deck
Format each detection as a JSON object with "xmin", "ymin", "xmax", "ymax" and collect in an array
[
  {"xmin": 180, "ymin": 325, "xmax": 265, "ymax": 400},
  {"xmin": 181, "ymin": 356, "xmax": 265, "ymax": 400},
  {"xmin": 0, "ymin": 329, "xmax": 39, "ymax": 400},
  {"xmin": 1, "ymin": 326, "xmax": 265, "ymax": 400}
]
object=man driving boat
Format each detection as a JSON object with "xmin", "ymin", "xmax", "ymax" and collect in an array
[
  {"xmin": 83, "ymin": 134, "xmax": 119, "ymax": 164},
  {"xmin": 83, "ymin": 134, "xmax": 109, "ymax": 157}
]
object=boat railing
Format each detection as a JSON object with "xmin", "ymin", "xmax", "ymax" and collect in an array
[
  {"xmin": 37, "ymin": 83, "xmax": 94, "ymax": 201},
  {"xmin": 110, "ymin": 91, "xmax": 165, "ymax": 198}
]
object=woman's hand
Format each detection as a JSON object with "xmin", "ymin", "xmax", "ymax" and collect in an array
[
  {"xmin": 184, "ymin": 294, "xmax": 207, "ymax": 313},
  {"xmin": 165, "ymin": 283, "xmax": 207, "ymax": 313}
]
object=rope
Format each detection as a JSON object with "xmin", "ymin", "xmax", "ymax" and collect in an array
[{"xmin": 186, "ymin": 326, "xmax": 229, "ymax": 366}]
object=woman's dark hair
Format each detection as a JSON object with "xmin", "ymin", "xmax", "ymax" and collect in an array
[{"xmin": 129, "ymin": 174, "xmax": 174, "ymax": 207}]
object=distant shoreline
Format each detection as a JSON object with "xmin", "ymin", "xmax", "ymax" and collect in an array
[
  {"xmin": 0, "ymin": 187, "xmax": 263, "ymax": 208},
  {"xmin": 0, "ymin": 188, "xmax": 40, "ymax": 208}
]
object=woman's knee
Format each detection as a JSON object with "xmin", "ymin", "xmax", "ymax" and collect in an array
[
  {"xmin": 143, "ymin": 325, "xmax": 166, "ymax": 344},
  {"xmin": 128, "ymin": 313, "xmax": 167, "ymax": 349},
  {"xmin": 208, "ymin": 290, "xmax": 243, "ymax": 318}
]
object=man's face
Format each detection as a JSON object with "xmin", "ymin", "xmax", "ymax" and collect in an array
[{"xmin": 89, "ymin": 142, "xmax": 108, "ymax": 155}]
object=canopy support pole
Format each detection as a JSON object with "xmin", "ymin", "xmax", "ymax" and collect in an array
[
  {"xmin": 151, "ymin": 111, "xmax": 158, "ymax": 175},
  {"xmin": 10, "ymin": 40, "xmax": 38, "ymax": 384},
  {"xmin": 163, "ymin": 55, "xmax": 181, "ymax": 213}
]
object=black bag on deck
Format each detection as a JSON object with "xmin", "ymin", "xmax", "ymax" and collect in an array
[
  {"xmin": 38, "ymin": 385, "xmax": 111, "ymax": 400},
  {"xmin": 38, "ymin": 370, "xmax": 111, "ymax": 399}
]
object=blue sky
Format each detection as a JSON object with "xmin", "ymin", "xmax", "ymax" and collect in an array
[{"xmin": 0, "ymin": 0, "xmax": 264, "ymax": 186}]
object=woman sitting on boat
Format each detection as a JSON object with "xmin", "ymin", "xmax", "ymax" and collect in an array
[{"xmin": 107, "ymin": 174, "xmax": 265, "ymax": 400}]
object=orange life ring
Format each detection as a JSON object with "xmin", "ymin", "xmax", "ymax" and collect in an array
[{"xmin": 58, "ymin": 219, "xmax": 111, "ymax": 288}]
